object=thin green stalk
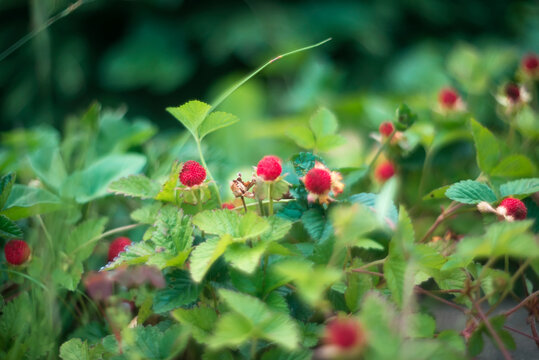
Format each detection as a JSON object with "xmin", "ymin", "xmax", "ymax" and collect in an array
[
  {"xmin": 196, "ymin": 188, "xmax": 203, "ymax": 212},
  {"xmin": 368, "ymin": 130, "xmax": 396, "ymax": 171},
  {"xmin": 1, "ymin": 269, "xmax": 49, "ymax": 292},
  {"xmin": 250, "ymin": 338, "xmax": 258, "ymax": 359},
  {"xmin": 36, "ymin": 214, "xmax": 54, "ymax": 254},
  {"xmin": 195, "ymin": 137, "xmax": 222, "ymax": 206},
  {"xmin": 268, "ymin": 183, "xmax": 274, "ymax": 216},
  {"xmin": 209, "ymin": 38, "xmax": 332, "ymax": 113},
  {"xmin": 71, "ymin": 223, "xmax": 141, "ymax": 254}
]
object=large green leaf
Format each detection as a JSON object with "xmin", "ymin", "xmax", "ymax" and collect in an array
[
  {"xmin": 445, "ymin": 180, "xmax": 497, "ymax": 204},
  {"xmin": 301, "ymin": 208, "xmax": 333, "ymax": 243},
  {"xmin": 456, "ymin": 220, "xmax": 539, "ymax": 259},
  {"xmin": 120, "ymin": 324, "xmax": 189, "ymax": 360},
  {"xmin": 198, "ymin": 111, "xmax": 239, "ymax": 140},
  {"xmin": 1, "ymin": 184, "xmax": 63, "ymax": 220},
  {"xmin": 499, "ymin": 178, "xmax": 539, "ymax": 198},
  {"xmin": 28, "ymin": 144, "xmax": 67, "ymax": 192},
  {"xmin": 192, "ymin": 210, "xmax": 269, "ymax": 241},
  {"xmin": 108, "ymin": 175, "xmax": 160, "ymax": 199},
  {"xmin": 61, "ymin": 153, "xmax": 147, "ymax": 203},
  {"xmin": 286, "ymin": 126, "xmax": 316, "ymax": 150},
  {"xmin": 350, "ymin": 192, "xmax": 399, "ymax": 227},
  {"xmin": 166, "ymin": 100, "xmax": 211, "ymax": 137},
  {"xmin": 208, "ymin": 313, "xmax": 253, "ymax": 349},
  {"xmin": 384, "ymin": 242, "xmax": 407, "ymax": 307},
  {"xmin": 0, "ymin": 215, "xmax": 22, "ymax": 239},
  {"xmin": 190, "ymin": 235, "xmax": 232, "ymax": 282},
  {"xmin": 172, "ymin": 306, "xmax": 217, "ymax": 344},
  {"xmin": 469, "ymin": 118, "xmax": 501, "ymax": 174},
  {"xmin": 153, "ymin": 270, "xmax": 202, "ymax": 313},
  {"xmin": 490, "ymin": 155, "xmax": 536, "ymax": 178},
  {"xmin": 60, "ymin": 338, "xmax": 103, "ymax": 360}
]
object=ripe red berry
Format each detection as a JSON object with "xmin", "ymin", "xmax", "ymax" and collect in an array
[
  {"xmin": 375, "ymin": 161, "xmax": 395, "ymax": 182},
  {"xmin": 108, "ymin": 237, "xmax": 132, "ymax": 262},
  {"xmin": 221, "ymin": 202, "xmax": 235, "ymax": 210},
  {"xmin": 304, "ymin": 167, "xmax": 332, "ymax": 194},
  {"xmin": 522, "ymin": 54, "xmax": 539, "ymax": 74},
  {"xmin": 256, "ymin": 155, "xmax": 282, "ymax": 181},
  {"xmin": 4, "ymin": 239, "xmax": 30, "ymax": 265},
  {"xmin": 379, "ymin": 121, "xmax": 394, "ymax": 137},
  {"xmin": 325, "ymin": 318, "xmax": 366, "ymax": 350},
  {"xmin": 505, "ymin": 84, "xmax": 521, "ymax": 103},
  {"xmin": 497, "ymin": 197, "xmax": 527, "ymax": 221},
  {"xmin": 179, "ymin": 160, "xmax": 206, "ymax": 187},
  {"xmin": 438, "ymin": 87, "xmax": 459, "ymax": 109}
]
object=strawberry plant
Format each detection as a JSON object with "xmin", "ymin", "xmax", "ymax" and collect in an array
[{"xmin": 1, "ymin": 38, "xmax": 538, "ymax": 360}]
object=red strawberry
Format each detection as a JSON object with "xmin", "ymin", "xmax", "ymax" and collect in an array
[
  {"xmin": 256, "ymin": 155, "xmax": 282, "ymax": 181},
  {"xmin": 108, "ymin": 237, "xmax": 132, "ymax": 262},
  {"xmin": 221, "ymin": 202, "xmax": 235, "ymax": 210},
  {"xmin": 496, "ymin": 197, "xmax": 527, "ymax": 221},
  {"xmin": 505, "ymin": 84, "xmax": 521, "ymax": 103},
  {"xmin": 179, "ymin": 160, "xmax": 206, "ymax": 187},
  {"xmin": 4, "ymin": 239, "xmax": 31, "ymax": 265},
  {"xmin": 438, "ymin": 87, "xmax": 459, "ymax": 109},
  {"xmin": 522, "ymin": 53, "xmax": 539, "ymax": 75},
  {"xmin": 379, "ymin": 121, "xmax": 395, "ymax": 137},
  {"xmin": 375, "ymin": 161, "xmax": 395, "ymax": 182},
  {"xmin": 304, "ymin": 167, "xmax": 332, "ymax": 194},
  {"xmin": 325, "ymin": 317, "xmax": 366, "ymax": 350}
]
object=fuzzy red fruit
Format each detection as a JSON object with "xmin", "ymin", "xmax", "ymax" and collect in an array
[
  {"xmin": 256, "ymin": 155, "xmax": 282, "ymax": 181},
  {"xmin": 498, "ymin": 197, "xmax": 527, "ymax": 220},
  {"xmin": 505, "ymin": 84, "xmax": 521, "ymax": 103},
  {"xmin": 522, "ymin": 54, "xmax": 539, "ymax": 74},
  {"xmin": 4, "ymin": 239, "xmax": 30, "ymax": 265},
  {"xmin": 108, "ymin": 237, "xmax": 132, "ymax": 262},
  {"xmin": 179, "ymin": 160, "xmax": 206, "ymax": 187},
  {"xmin": 375, "ymin": 161, "xmax": 395, "ymax": 182},
  {"xmin": 379, "ymin": 121, "xmax": 394, "ymax": 137},
  {"xmin": 438, "ymin": 87, "xmax": 459, "ymax": 109},
  {"xmin": 304, "ymin": 168, "xmax": 332, "ymax": 194},
  {"xmin": 325, "ymin": 318, "xmax": 366, "ymax": 350},
  {"xmin": 222, "ymin": 203, "xmax": 235, "ymax": 210}
]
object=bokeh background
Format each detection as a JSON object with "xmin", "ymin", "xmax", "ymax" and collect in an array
[{"xmin": 0, "ymin": 0, "xmax": 538, "ymax": 202}]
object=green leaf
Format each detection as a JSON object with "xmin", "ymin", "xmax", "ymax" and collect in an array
[
  {"xmin": 1, "ymin": 185, "xmax": 63, "ymax": 220},
  {"xmin": 0, "ymin": 173, "xmax": 16, "ymax": 210},
  {"xmin": 499, "ymin": 178, "xmax": 539, "ymax": 198},
  {"xmin": 102, "ymin": 241, "xmax": 154, "ymax": 270},
  {"xmin": 192, "ymin": 210, "xmax": 269, "ymax": 241},
  {"xmin": 216, "ymin": 289, "xmax": 299, "ymax": 350},
  {"xmin": 67, "ymin": 217, "xmax": 108, "ymax": 262},
  {"xmin": 309, "ymin": 107, "xmax": 338, "ymax": 139},
  {"xmin": 393, "ymin": 206, "xmax": 415, "ymax": 252},
  {"xmin": 0, "ymin": 215, "xmax": 23, "ymax": 239},
  {"xmin": 350, "ymin": 192, "xmax": 399, "ymax": 226},
  {"xmin": 61, "ymin": 153, "xmax": 147, "ymax": 203},
  {"xmin": 153, "ymin": 270, "xmax": 202, "ymax": 313},
  {"xmin": 301, "ymin": 208, "xmax": 333, "ymax": 243},
  {"xmin": 316, "ymin": 134, "xmax": 346, "ymax": 152},
  {"xmin": 166, "ymin": 100, "xmax": 211, "ymax": 138},
  {"xmin": 190, "ymin": 235, "xmax": 232, "ymax": 282},
  {"xmin": 60, "ymin": 338, "xmax": 102, "ymax": 360},
  {"xmin": 384, "ymin": 241, "xmax": 407, "ymax": 307},
  {"xmin": 423, "ymin": 185, "xmax": 451, "ymax": 201},
  {"xmin": 261, "ymin": 348, "xmax": 312, "ymax": 360},
  {"xmin": 172, "ymin": 306, "xmax": 218, "ymax": 343},
  {"xmin": 131, "ymin": 202, "xmax": 162, "ymax": 224},
  {"xmin": 286, "ymin": 126, "xmax": 315, "ymax": 149},
  {"xmin": 209, "ymin": 312, "xmax": 253, "ymax": 349},
  {"xmin": 28, "ymin": 144, "xmax": 67, "ymax": 192},
  {"xmin": 469, "ymin": 118, "xmax": 501, "ymax": 174},
  {"xmin": 408, "ymin": 313, "xmax": 436, "ymax": 338},
  {"xmin": 456, "ymin": 220, "xmax": 539, "ymax": 259},
  {"xmin": 155, "ymin": 161, "xmax": 181, "ymax": 203},
  {"xmin": 121, "ymin": 324, "xmax": 189, "ymax": 360},
  {"xmin": 445, "ymin": 180, "xmax": 497, "ymax": 204},
  {"xmin": 198, "ymin": 111, "xmax": 239, "ymax": 140},
  {"xmin": 490, "ymin": 155, "xmax": 536, "ymax": 178},
  {"xmin": 108, "ymin": 175, "xmax": 160, "ymax": 199},
  {"xmin": 345, "ymin": 270, "xmax": 372, "ymax": 312}
]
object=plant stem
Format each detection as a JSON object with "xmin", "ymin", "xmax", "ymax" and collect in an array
[
  {"xmin": 36, "ymin": 214, "xmax": 54, "ymax": 254},
  {"xmin": 486, "ymin": 259, "xmax": 531, "ymax": 315},
  {"xmin": 472, "ymin": 299, "xmax": 513, "ymax": 360},
  {"xmin": 351, "ymin": 269, "xmax": 384, "ymax": 277},
  {"xmin": 503, "ymin": 291, "xmax": 539, "ymax": 317},
  {"xmin": 268, "ymin": 183, "xmax": 274, "ymax": 216},
  {"xmin": 250, "ymin": 338, "xmax": 258, "ymax": 359},
  {"xmin": 349, "ymin": 257, "xmax": 387, "ymax": 272},
  {"xmin": 72, "ymin": 223, "xmax": 141, "ymax": 254},
  {"xmin": 195, "ymin": 137, "xmax": 222, "ymax": 206},
  {"xmin": 419, "ymin": 202, "xmax": 464, "ymax": 243},
  {"xmin": 414, "ymin": 286, "xmax": 468, "ymax": 313},
  {"xmin": 504, "ymin": 325, "xmax": 539, "ymax": 342},
  {"xmin": 368, "ymin": 130, "xmax": 396, "ymax": 171}
]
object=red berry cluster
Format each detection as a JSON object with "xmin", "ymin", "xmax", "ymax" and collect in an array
[
  {"xmin": 4, "ymin": 239, "xmax": 31, "ymax": 265},
  {"xmin": 375, "ymin": 160, "xmax": 395, "ymax": 182},
  {"xmin": 304, "ymin": 168, "xmax": 332, "ymax": 194},
  {"xmin": 256, "ymin": 155, "xmax": 282, "ymax": 181},
  {"xmin": 324, "ymin": 317, "xmax": 366, "ymax": 351},
  {"xmin": 379, "ymin": 121, "xmax": 394, "ymax": 137},
  {"xmin": 438, "ymin": 87, "xmax": 459, "ymax": 109},
  {"xmin": 108, "ymin": 237, "xmax": 132, "ymax": 262},
  {"xmin": 498, "ymin": 197, "xmax": 527, "ymax": 221},
  {"xmin": 522, "ymin": 53, "xmax": 538, "ymax": 75},
  {"xmin": 179, "ymin": 160, "xmax": 207, "ymax": 187}
]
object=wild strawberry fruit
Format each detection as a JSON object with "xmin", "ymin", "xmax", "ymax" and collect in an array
[
  {"xmin": 324, "ymin": 317, "xmax": 366, "ymax": 351},
  {"xmin": 496, "ymin": 197, "xmax": 527, "ymax": 221},
  {"xmin": 522, "ymin": 53, "xmax": 539, "ymax": 75},
  {"xmin": 179, "ymin": 160, "xmax": 206, "ymax": 187},
  {"xmin": 301, "ymin": 162, "xmax": 344, "ymax": 204},
  {"xmin": 438, "ymin": 87, "xmax": 460, "ymax": 109},
  {"xmin": 108, "ymin": 237, "xmax": 132, "ymax": 262},
  {"xmin": 375, "ymin": 161, "xmax": 395, "ymax": 182},
  {"xmin": 256, "ymin": 155, "xmax": 282, "ymax": 181},
  {"xmin": 379, "ymin": 121, "xmax": 394, "ymax": 137},
  {"xmin": 505, "ymin": 84, "xmax": 521, "ymax": 103},
  {"xmin": 4, "ymin": 239, "xmax": 31, "ymax": 265},
  {"xmin": 221, "ymin": 202, "xmax": 235, "ymax": 210},
  {"xmin": 304, "ymin": 168, "xmax": 332, "ymax": 194}
]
